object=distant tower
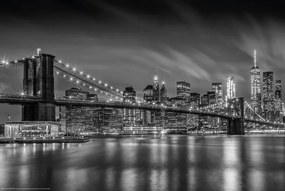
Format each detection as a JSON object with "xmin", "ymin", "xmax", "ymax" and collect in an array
[
  {"xmin": 153, "ymin": 73, "xmax": 160, "ymax": 102},
  {"xmin": 160, "ymin": 81, "xmax": 167, "ymax": 103},
  {"xmin": 250, "ymin": 50, "xmax": 261, "ymax": 113}
]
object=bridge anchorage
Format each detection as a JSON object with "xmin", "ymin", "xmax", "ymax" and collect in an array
[{"xmin": 1, "ymin": 51, "xmax": 284, "ymax": 135}]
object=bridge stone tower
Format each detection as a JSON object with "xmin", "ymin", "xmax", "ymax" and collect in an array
[
  {"xmin": 22, "ymin": 53, "xmax": 55, "ymax": 121},
  {"xmin": 227, "ymin": 97, "xmax": 245, "ymax": 135}
]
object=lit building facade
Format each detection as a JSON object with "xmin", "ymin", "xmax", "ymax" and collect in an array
[
  {"xmin": 250, "ymin": 50, "xmax": 262, "ymax": 113},
  {"xmin": 263, "ymin": 72, "xmax": 274, "ymax": 120},
  {"xmin": 177, "ymin": 81, "xmax": 190, "ymax": 98},
  {"xmin": 190, "ymin": 93, "xmax": 200, "ymax": 108},
  {"xmin": 60, "ymin": 87, "xmax": 123, "ymax": 134},
  {"xmin": 123, "ymin": 86, "xmax": 138, "ymax": 126},
  {"xmin": 123, "ymin": 86, "xmax": 136, "ymax": 103},
  {"xmin": 4, "ymin": 121, "xmax": 59, "ymax": 138},
  {"xmin": 143, "ymin": 85, "xmax": 154, "ymax": 103},
  {"xmin": 153, "ymin": 74, "xmax": 160, "ymax": 102},
  {"xmin": 201, "ymin": 94, "xmax": 209, "ymax": 107},
  {"xmin": 212, "ymin": 82, "xmax": 223, "ymax": 104},
  {"xmin": 275, "ymin": 80, "xmax": 282, "ymax": 121},
  {"xmin": 226, "ymin": 76, "xmax": 236, "ymax": 104},
  {"xmin": 207, "ymin": 90, "xmax": 216, "ymax": 105}
]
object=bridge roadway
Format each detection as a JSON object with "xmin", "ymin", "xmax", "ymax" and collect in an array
[{"xmin": 0, "ymin": 94, "xmax": 283, "ymax": 127}]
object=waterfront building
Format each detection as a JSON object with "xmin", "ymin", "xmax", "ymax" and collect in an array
[
  {"xmin": 4, "ymin": 121, "xmax": 59, "ymax": 138},
  {"xmin": 263, "ymin": 72, "xmax": 274, "ymax": 120},
  {"xmin": 61, "ymin": 87, "xmax": 122, "ymax": 134},
  {"xmin": 250, "ymin": 50, "xmax": 262, "ymax": 113},
  {"xmin": 212, "ymin": 82, "xmax": 223, "ymax": 104}
]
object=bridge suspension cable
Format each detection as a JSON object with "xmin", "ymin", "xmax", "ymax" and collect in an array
[{"xmin": 54, "ymin": 59, "xmax": 144, "ymax": 102}]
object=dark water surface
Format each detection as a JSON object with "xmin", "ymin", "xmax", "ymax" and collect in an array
[{"xmin": 1, "ymin": 135, "xmax": 285, "ymax": 191}]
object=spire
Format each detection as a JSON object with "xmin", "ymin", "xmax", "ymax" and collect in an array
[{"xmin": 254, "ymin": 49, "xmax": 257, "ymax": 68}]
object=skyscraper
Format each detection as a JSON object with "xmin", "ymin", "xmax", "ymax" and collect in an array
[
  {"xmin": 123, "ymin": 86, "xmax": 136, "ymax": 103},
  {"xmin": 226, "ymin": 76, "xmax": 236, "ymax": 102},
  {"xmin": 212, "ymin": 82, "xmax": 223, "ymax": 103},
  {"xmin": 160, "ymin": 81, "xmax": 167, "ymax": 103},
  {"xmin": 263, "ymin": 71, "xmax": 274, "ymax": 120},
  {"xmin": 274, "ymin": 80, "xmax": 282, "ymax": 120},
  {"xmin": 250, "ymin": 50, "xmax": 262, "ymax": 113},
  {"xmin": 153, "ymin": 74, "xmax": 160, "ymax": 102},
  {"xmin": 207, "ymin": 90, "xmax": 216, "ymax": 105},
  {"xmin": 177, "ymin": 81, "xmax": 190, "ymax": 98}
]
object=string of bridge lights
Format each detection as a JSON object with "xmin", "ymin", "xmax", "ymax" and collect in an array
[
  {"xmin": 55, "ymin": 59, "xmax": 124, "ymax": 95},
  {"xmin": 54, "ymin": 68, "xmax": 123, "ymax": 101},
  {"xmin": 54, "ymin": 59, "xmax": 145, "ymax": 103}
]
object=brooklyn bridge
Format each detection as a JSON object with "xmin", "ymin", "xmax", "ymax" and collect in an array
[{"xmin": 0, "ymin": 51, "xmax": 284, "ymax": 135}]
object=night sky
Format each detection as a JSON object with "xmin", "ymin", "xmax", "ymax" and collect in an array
[{"xmin": 1, "ymin": 0, "xmax": 285, "ymax": 123}]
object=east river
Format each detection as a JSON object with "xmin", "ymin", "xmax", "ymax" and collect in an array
[{"xmin": 1, "ymin": 135, "xmax": 285, "ymax": 191}]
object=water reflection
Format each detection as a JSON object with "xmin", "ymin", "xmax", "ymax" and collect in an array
[{"xmin": 0, "ymin": 135, "xmax": 285, "ymax": 190}]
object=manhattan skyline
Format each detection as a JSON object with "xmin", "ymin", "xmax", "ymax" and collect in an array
[{"xmin": 1, "ymin": 0, "xmax": 285, "ymax": 122}]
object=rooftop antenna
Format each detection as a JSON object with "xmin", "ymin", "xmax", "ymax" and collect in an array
[{"xmin": 254, "ymin": 49, "xmax": 257, "ymax": 67}]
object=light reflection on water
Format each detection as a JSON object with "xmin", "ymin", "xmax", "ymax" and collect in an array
[{"xmin": 0, "ymin": 135, "xmax": 285, "ymax": 191}]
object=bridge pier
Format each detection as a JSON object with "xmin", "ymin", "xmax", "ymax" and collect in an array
[
  {"xmin": 227, "ymin": 118, "xmax": 244, "ymax": 135},
  {"xmin": 227, "ymin": 97, "xmax": 245, "ymax": 135},
  {"xmin": 22, "ymin": 54, "xmax": 55, "ymax": 121}
]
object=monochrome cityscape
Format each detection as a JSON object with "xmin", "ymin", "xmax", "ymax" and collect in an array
[{"xmin": 1, "ymin": 0, "xmax": 285, "ymax": 191}]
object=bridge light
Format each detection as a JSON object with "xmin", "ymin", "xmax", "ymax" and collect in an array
[
  {"xmin": 70, "ymin": 77, "xmax": 73, "ymax": 81},
  {"xmin": 116, "ymin": 89, "xmax": 119, "ymax": 92},
  {"xmin": 99, "ymin": 81, "xmax": 102, "ymax": 84},
  {"xmin": 92, "ymin": 78, "xmax": 95, "ymax": 81},
  {"xmin": 15, "ymin": 60, "xmax": 17, "ymax": 63},
  {"xmin": 111, "ymin": 86, "xmax": 113, "ymax": 89},
  {"xmin": 87, "ymin": 75, "xmax": 90, "ymax": 78},
  {"xmin": 66, "ymin": 64, "xmax": 69, "ymax": 68},
  {"xmin": 89, "ymin": 86, "xmax": 92, "ymax": 89},
  {"xmin": 58, "ymin": 60, "xmax": 62, "ymax": 63},
  {"xmin": 94, "ymin": 88, "xmax": 97, "ymax": 91},
  {"xmin": 72, "ymin": 67, "xmax": 76, "ymax": 71},
  {"xmin": 120, "ymin": 91, "xmax": 123, "ymax": 94},
  {"xmin": 56, "ymin": 71, "xmax": 59, "ymax": 74},
  {"xmin": 63, "ymin": 75, "xmax": 66, "ymax": 77},
  {"xmin": 83, "ymin": 83, "xmax": 85, "ymax": 86},
  {"xmin": 76, "ymin": 80, "xmax": 79, "ymax": 84},
  {"xmin": 80, "ymin": 71, "xmax": 83, "ymax": 75},
  {"xmin": 104, "ymin": 83, "xmax": 108, "ymax": 87}
]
